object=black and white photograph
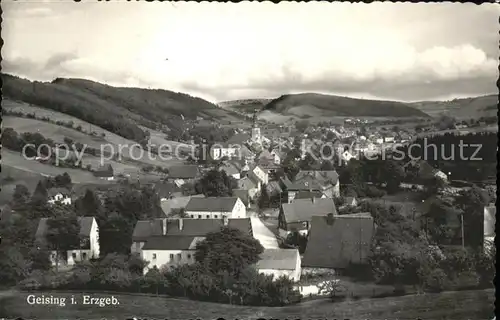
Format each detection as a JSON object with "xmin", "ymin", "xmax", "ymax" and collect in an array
[{"xmin": 0, "ymin": 1, "xmax": 497, "ymax": 319}]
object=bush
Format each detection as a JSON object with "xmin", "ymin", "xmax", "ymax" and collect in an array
[{"xmin": 421, "ymin": 268, "xmax": 449, "ymax": 293}]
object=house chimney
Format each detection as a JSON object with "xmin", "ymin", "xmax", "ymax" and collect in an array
[
  {"xmin": 223, "ymin": 215, "xmax": 229, "ymax": 226},
  {"xmin": 162, "ymin": 218, "xmax": 167, "ymax": 235},
  {"xmin": 179, "ymin": 218, "xmax": 184, "ymax": 231}
]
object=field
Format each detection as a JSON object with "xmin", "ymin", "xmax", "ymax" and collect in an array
[
  {"xmin": 0, "ymin": 289, "xmax": 494, "ymax": 320},
  {"xmin": 2, "ymin": 101, "xmax": 187, "ymax": 169}
]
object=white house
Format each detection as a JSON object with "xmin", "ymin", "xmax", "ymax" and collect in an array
[
  {"xmin": 135, "ymin": 217, "xmax": 254, "ymax": 273},
  {"xmin": 210, "ymin": 143, "xmax": 240, "ymax": 160},
  {"xmin": 341, "ymin": 150, "xmax": 355, "ymax": 162},
  {"xmin": 247, "ymin": 164, "xmax": 269, "ymax": 186},
  {"xmin": 484, "ymin": 203, "xmax": 496, "ymax": 254},
  {"xmin": 255, "ymin": 248, "xmax": 301, "ymax": 282},
  {"xmin": 434, "ymin": 170, "xmax": 448, "ymax": 182},
  {"xmin": 47, "ymin": 188, "xmax": 72, "ymax": 205},
  {"xmin": 184, "ymin": 197, "xmax": 246, "ymax": 219},
  {"xmin": 35, "ymin": 216, "xmax": 100, "ymax": 267}
]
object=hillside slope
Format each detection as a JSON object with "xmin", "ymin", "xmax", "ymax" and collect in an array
[
  {"xmin": 1, "ymin": 74, "xmax": 244, "ymax": 141},
  {"xmin": 409, "ymin": 94, "xmax": 498, "ymax": 119},
  {"xmin": 262, "ymin": 93, "xmax": 430, "ymax": 121},
  {"xmin": 218, "ymin": 99, "xmax": 273, "ymax": 114}
]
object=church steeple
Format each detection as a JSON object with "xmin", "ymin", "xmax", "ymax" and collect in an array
[
  {"xmin": 251, "ymin": 110, "xmax": 261, "ymax": 144},
  {"xmin": 252, "ymin": 110, "xmax": 258, "ymax": 128}
]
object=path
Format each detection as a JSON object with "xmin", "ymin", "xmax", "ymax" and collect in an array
[{"xmin": 248, "ymin": 211, "xmax": 279, "ymax": 249}]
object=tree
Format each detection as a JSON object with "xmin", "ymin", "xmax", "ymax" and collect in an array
[
  {"xmin": 11, "ymin": 184, "xmax": 31, "ymax": 210},
  {"xmin": 317, "ymin": 279, "xmax": 346, "ymax": 300},
  {"xmin": 45, "ymin": 214, "xmax": 81, "ymax": 271},
  {"xmin": 194, "ymin": 227, "xmax": 264, "ymax": 277},
  {"xmin": 455, "ymin": 186, "xmax": 490, "ymax": 247},
  {"xmin": 195, "ymin": 169, "xmax": 235, "ymax": 197},
  {"xmin": 76, "ymin": 189, "xmax": 102, "ymax": 217},
  {"xmin": 295, "ymin": 120, "xmax": 309, "ymax": 133},
  {"xmin": 258, "ymin": 185, "xmax": 270, "ymax": 212},
  {"xmin": 98, "ymin": 212, "xmax": 134, "ymax": 255},
  {"xmin": 54, "ymin": 172, "xmax": 72, "ymax": 188},
  {"xmin": 382, "ymin": 160, "xmax": 404, "ymax": 194},
  {"xmin": 32, "ymin": 180, "xmax": 48, "ymax": 203}
]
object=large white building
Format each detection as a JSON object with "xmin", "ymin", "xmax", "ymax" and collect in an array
[
  {"xmin": 35, "ymin": 216, "xmax": 100, "ymax": 267},
  {"xmin": 184, "ymin": 197, "xmax": 246, "ymax": 219},
  {"xmin": 132, "ymin": 217, "xmax": 254, "ymax": 274}
]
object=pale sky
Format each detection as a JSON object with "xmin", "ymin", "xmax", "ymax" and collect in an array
[{"xmin": 2, "ymin": 1, "xmax": 499, "ymax": 103}]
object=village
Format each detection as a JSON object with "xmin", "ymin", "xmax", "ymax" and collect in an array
[{"xmin": 1, "ymin": 110, "xmax": 496, "ymax": 307}]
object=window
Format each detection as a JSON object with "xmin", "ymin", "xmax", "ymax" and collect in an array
[
  {"xmin": 214, "ymin": 215, "xmax": 218, "ymax": 219},
  {"xmin": 170, "ymin": 254, "xmax": 174, "ymax": 260},
  {"xmin": 206, "ymin": 215, "xmax": 209, "ymax": 219},
  {"xmin": 191, "ymin": 215, "xmax": 194, "ymax": 218},
  {"xmin": 152, "ymin": 253, "xmax": 157, "ymax": 260},
  {"xmin": 72, "ymin": 253, "xmax": 77, "ymax": 259},
  {"xmin": 302, "ymin": 221, "xmax": 308, "ymax": 228},
  {"xmin": 82, "ymin": 252, "xmax": 87, "ymax": 260},
  {"xmin": 187, "ymin": 254, "xmax": 191, "ymax": 260},
  {"xmin": 177, "ymin": 253, "xmax": 182, "ymax": 261},
  {"xmin": 198, "ymin": 215, "xmax": 202, "ymax": 219}
]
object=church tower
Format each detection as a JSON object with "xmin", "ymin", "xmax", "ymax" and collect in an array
[{"xmin": 251, "ymin": 110, "xmax": 261, "ymax": 144}]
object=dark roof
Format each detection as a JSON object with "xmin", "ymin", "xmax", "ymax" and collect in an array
[
  {"xmin": 94, "ymin": 164, "xmax": 114, "ymax": 177},
  {"xmin": 227, "ymin": 133, "xmax": 251, "ymax": 145},
  {"xmin": 185, "ymin": 197, "xmax": 239, "ymax": 212},
  {"xmin": 295, "ymin": 170, "xmax": 339, "ymax": 186},
  {"xmin": 238, "ymin": 177, "xmax": 258, "ymax": 190},
  {"xmin": 281, "ymin": 198, "xmax": 337, "ymax": 223},
  {"xmin": 132, "ymin": 217, "xmax": 253, "ymax": 242},
  {"xmin": 47, "ymin": 187, "xmax": 71, "ymax": 198},
  {"xmin": 154, "ymin": 182, "xmax": 181, "ymax": 198},
  {"xmin": 294, "ymin": 190, "xmax": 324, "ymax": 200},
  {"xmin": 160, "ymin": 194, "xmax": 204, "ymax": 216},
  {"xmin": 35, "ymin": 216, "xmax": 95, "ymax": 239},
  {"xmin": 168, "ymin": 165, "xmax": 199, "ymax": 179},
  {"xmin": 302, "ymin": 214, "xmax": 375, "ymax": 269},
  {"xmin": 141, "ymin": 236, "xmax": 203, "ymax": 250},
  {"xmin": 256, "ymin": 249, "xmax": 299, "ymax": 270},
  {"xmin": 266, "ymin": 181, "xmax": 282, "ymax": 196}
]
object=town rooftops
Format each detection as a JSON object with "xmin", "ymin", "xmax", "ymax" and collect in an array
[
  {"xmin": 295, "ymin": 170, "xmax": 339, "ymax": 186},
  {"xmin": 294, "ymin": 190, "xmax": 324, "ymax": 200},
  {"xmin": 167, "ymin": 165, "xmax": 200, "ymax": 179},
  {"xmin": 132, "ymin": 217, "xmax": 253, "ymax": 242},
  {"xmin": 35, "ymin": 216, "xmax": 95, "ymax": 239},
  {"xmin": 154, "ymin": 182, "xmax": 182, "ymax": 199},
  {"xmin": 185, "ymin": 197, "xmax": 240, "ymax": 212},
  {"xmin": 281, "ymin": 198, "xmax": 337, "ymax": 223},
  {"xmin": 255, "ymin": 248, "xmax": 299, "ymax": 270},
  {"xmin": 160, "ymin": 194, "xmax": 204, "ymax": 216},
  {"xmin": 302, "ymin": 214, "xmax": 375, "ymax": 269}
]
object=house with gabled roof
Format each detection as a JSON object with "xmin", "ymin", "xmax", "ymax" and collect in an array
[
  {"xmin": 160, "ymin": 194, "xmax": 204, "ymax": 217},
  {"xmin": 255, "ymin": 248, "xmax": 301, "ymax": 282},
  {"xmin": 154, "ymin": 182, "xmax": 182, "ymax": 201},
  {"xmin": 166, "ymin": 165, "xmax": 200, "ymax": 184},
  {"xmin": 132, "ymin": 217, "xmax": 253, "ymax": 273},
  {"xmin": 278, "ymin": 198, "xmax": 337, "ymax": 237},
  {"xmin": 184, "ymin": 196, "xmax": 246, "ymax": 219},
  {"xmin": 302, "ymin": 213, "xmax": 375, "ymax": 270},
  {"xmin": 288, "ymin": 170, "xmax": 340, "ymax": 200},
  {"xmin": 47, "ymin": 187, "xmax": 72, "ymax": 205},
  {"xmin": 93, "ymin": 164, "xmax": 114, "ymax": 180},
  {"xmin": 35, "ymin": 216, "xmax": 100, "ymax": 267}
]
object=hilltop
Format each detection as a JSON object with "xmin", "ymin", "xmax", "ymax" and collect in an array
[
  {"xmin": 1, "ymin": 73, "xmax": 246, "ymax": 142},
  {"xmin": 253, "ymin": 93, "xmax": 429, "ymax": 123},
  {"xmin": 218, "ymin": 98, "xmax": 273, "ymax": 114}
]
